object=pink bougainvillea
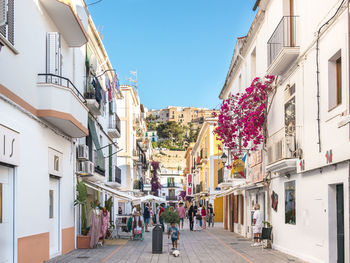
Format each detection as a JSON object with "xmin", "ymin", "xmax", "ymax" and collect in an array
[{"xmin": 214, "ymin": 76, "xmax": 275, "ymax": 158}]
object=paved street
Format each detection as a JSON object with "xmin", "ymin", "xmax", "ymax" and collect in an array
[{"xmin": 48, "ymin": 224, "xmax": 304, "ymax": 263}]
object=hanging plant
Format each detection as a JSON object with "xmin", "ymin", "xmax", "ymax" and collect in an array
[
  {"xmin": 150, "ymin": 161, "xmax": 162, "ymax": 196},
  {"xmin": 214, "ymin": 76, "xmax": 276, "ymax": 158}
]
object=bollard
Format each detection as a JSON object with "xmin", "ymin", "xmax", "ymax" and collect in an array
[{"xmin": 152, "ymin": 224, "xmax": 163, "ymax": 254}]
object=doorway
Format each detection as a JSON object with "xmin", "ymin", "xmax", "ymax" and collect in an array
[
  {"xmin": 0, "ymin": 165, "xmax": 14, "ymax": 263},
  {"xmin": 49, "ymin": 176, "xmax": 60, "ymax": 257},
  {"xmin": 336, "ymin": 184, "xmax": 344, "ymax": 263}
]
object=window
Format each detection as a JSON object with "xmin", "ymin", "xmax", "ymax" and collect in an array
[
  {"xmin": 251, "ymin": 48, "xmax": 256, "ymax": 81},
  {"xmin": 0, "ymin": 183, "xmax": 2, "ymax": 223},
  {"xmin": 328, "ymin": 50, "xmax": 342, "ymax": 110},
  {"xmin": 54, "ymin": 155, "xmax": 59, "ymax": 171},
  {"xmin": 0, "ymin": 0, "xmax": 14, "ymax": 46},
  {"xmin": 49, "ymin": 190, "xmax": 54, "ymax": 219},
  {"xmin": 285, "ymin": 180, "xmax": 296, "ymax": 224}
]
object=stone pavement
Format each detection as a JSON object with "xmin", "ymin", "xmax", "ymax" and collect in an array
[{"xmin": 47, "ymin": 223, "xmax": 306, "ymax": 263}]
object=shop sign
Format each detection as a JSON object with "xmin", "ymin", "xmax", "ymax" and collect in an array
[
  {"xmin": 186, "ymin": 174, "xmax": 193, "ymax": 196},
  {"xmin": 230, "ymin": 158, "xmax": 245, "ymax": 178},
  {"xmin": 248, "ymin": 164, "xmax": 263, "ymax": 183},
  {"xmin": 0, "ymin": 124, "xmax": 20, "ymax": 166},
  {"xmin": 249, "ymin": 150, "xmax": 262, "ymax": 168}
]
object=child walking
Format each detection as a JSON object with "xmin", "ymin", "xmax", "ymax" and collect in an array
[{"xmin": 168, "ymin": 222, "xmax": 180, "ymax": 250}]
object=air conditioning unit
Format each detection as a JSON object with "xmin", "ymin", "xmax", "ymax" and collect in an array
[
  {"xmin": 77, "ymin": 144, "xmax": 89, "ymax": 161},
  {"xmin": 76, "ymin": 161, "xmax": 94, "ymax": 176}
]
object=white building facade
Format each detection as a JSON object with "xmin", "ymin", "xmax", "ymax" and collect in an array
[
  {"xmin": 219, "ymin": 0, "xmax": 350, "ymax": 262},
  {"xmin": 0, "ymin": 0, "xmax": 89, "ymax": 262}
]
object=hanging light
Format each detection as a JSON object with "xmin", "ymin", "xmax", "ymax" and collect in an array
[{"xmin": 221, "ymin": 152, "xmax": 228, "ymax": 165}]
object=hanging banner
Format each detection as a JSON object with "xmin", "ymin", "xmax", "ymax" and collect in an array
[
  {"xmin": 186, "ymin": 174, "xmax": 193, "ymax": 196},
  {"xmin": 230, "ymin": 158, "xmax": 245, "ymax": 178}
]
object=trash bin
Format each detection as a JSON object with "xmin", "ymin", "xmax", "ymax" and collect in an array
[{"xmin": 152, "ymin": 224, "xmax": 163, "ymax": 254}]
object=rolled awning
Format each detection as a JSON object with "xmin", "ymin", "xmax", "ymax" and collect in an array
[
  {"xmin": 84, "ymin": 181, "xmax": 134, "ymax": 202},
  {"xmin": 88, "ymin": 117, "xmax": 105, "ymax": 173}
]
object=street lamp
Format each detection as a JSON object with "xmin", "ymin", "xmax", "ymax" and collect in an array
[{"xmin": 221, "ymin": 152, "xmax": 228, "ymax": 166}]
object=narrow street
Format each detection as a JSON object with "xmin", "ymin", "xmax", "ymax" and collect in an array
[{"xmin": 48, "ymin": 224, "xmax": 303, "ymax": 263}]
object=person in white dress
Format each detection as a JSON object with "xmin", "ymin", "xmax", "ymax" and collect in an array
[{"xmin": 252, "ymin": 203, "xmax": 263, "ymax": 246}]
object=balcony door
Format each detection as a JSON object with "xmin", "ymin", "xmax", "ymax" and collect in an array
[
  {"xmin": 336, "ymin": 184, "xmax": 344, "ymax": 263},
  {"xmin": 0, "ymin": 165, "xmax": 14, "ymax": 263}
]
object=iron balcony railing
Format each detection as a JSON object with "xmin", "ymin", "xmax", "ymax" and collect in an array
[
  {"xmin": 115, "ymin": 166, "xmax": 121, "ymax": 184},
  {"xmin": 267, "ymin": 16, "xmax": 299, "ymax": 66},
  {"xmin": 37, "ymin": 73, "xmax": 86, "ymax": 104},
  {"xmin": 108, "ymin": 113, "xmax": 121, "ymax": 134},
  {"xmin": 166, "ymin": 196, "xmax": 177, "ymax": 201}
]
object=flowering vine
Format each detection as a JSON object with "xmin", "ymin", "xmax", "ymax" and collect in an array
[
  {"xmin": 150, "ymin": 161, "xmax": 162, "ymax": 196},
  {"xmin": 214, "ymin": 76, "xmax": 275, "ymax": 158}
]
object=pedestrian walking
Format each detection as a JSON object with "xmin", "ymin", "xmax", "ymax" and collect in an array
[
  {"xmin": 177, "ymin": 202, "xmax": 186, "ymax": 230},
  {"xmin": 188, "ymin": 203, "xmax": 194, "ymax": 231},
  {"xmin": 251, "ymin": 203, "xmax": 263, "ymax": 247},
  {"xmin": 201, "ymin": 205, "xmax": 207, "ymax": 229},
  {"xmin": 159, "ymin": 203, "xmax": 165, "ymax": 232},
  {"xmin": 168, "ymin": 222, "xmax": 180, "ymax": 250},
  {"xmin": 208, "ymin": 204, "xmax": 214, "ymax": 227},
  {"xmin": 194, "ymin": 210, "xmax": 202, "ymax": 231},
  {"xmin": 143, "ymin": 203, "xmax": 150, "ymax": 232}
]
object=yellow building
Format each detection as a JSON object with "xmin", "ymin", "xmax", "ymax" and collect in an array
[{"xmin": 191, "ymin": 118, "xmax": 224, "ymax": 222}]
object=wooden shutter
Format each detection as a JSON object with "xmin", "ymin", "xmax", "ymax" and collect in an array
[
  {"xmin": 0, "ymin": 0, "xmax": 7, "ymax": 38},
  {"xmin": 7, "ymin": 0, "xmax": 13, "ymax": 45},
  {"xmin": 0, "ymin": 0, "xmax": 6, "ymax": 26},
  {"xmin": 240, "ymin": 195, "xmax": 244, "ymax": 224},
  {"xmin": 46, "ymin": 32, "xmax": 61, "ymax": 79},
  {"xmin": 234, "ymin": 195, "xmax": 238, "ymax": 223}
]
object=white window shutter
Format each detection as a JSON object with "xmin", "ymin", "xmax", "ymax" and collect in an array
[
  {"xmin": 0, "ymin": 0, "xmax": 7, "ymax": 27},
  {"xmin": 46, "ymin": 32, "xmax": 61, "ymax": 82},
  {"xmin": 7, "ymin": 0, "xmax": 13, "ymax": 45}
]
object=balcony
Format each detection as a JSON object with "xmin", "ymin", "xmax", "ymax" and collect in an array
[
  {"xmin": 39, "ymin": 0, "xmax": 88, "ymax": 47},
  {"xmin": 267, "ymin": 16, "xmax": 299, "ymax": 76},
  {"xmin": 85, "ymin": 77, "xmax": 102, "ymax": 116},
  {"xmin": 108, "ymin": 113, "xmax": 121, "ymax": 138},
  {"xmin": 166, "ymin": 196, "xmax": 177, "ymax": 201},
  {"xmin": 265, "ymin": 128, "xmax": 298, "ymax": 174},
  {"xmin": 37, "ymin": 74, "xmax": 88, "ymax": 138},
  {"xmin": 106, "ymin": 166, "xmax": 121, "ymax": 188}
]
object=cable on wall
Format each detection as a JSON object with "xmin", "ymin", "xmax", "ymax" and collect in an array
[{"xmin": 315, "ymin": 0, "xmax": 346, "ymax": 152}]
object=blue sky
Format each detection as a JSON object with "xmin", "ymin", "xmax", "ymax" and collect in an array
[{"xmin": 87, "ymin": 0, "xmax": 257, "ymax": 110}]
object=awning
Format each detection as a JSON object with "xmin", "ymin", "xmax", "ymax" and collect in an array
[
  {"xmin": 213, "ymin": 187, "xmax": 236, "ymax": 198},
  {"xmin": 84, "ymin": 181, "xmax": 134, "ymax": 202},
  {"xmin": 140, "ymin": 195, "xmax": 165, "ymax": 203}
]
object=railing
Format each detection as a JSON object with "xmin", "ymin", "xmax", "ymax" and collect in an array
[
  {"xmin": 166, "ymin": 196, "xmax": 177, "ymax": 201},
  {"xmin": 266, "ymin": 127, "xmax": 298, "ymax": 165},
  {"xmin": 115, "ymin": 166, "xmax": 121, "ymax": 184},
  {"xmin": 108, "ymin": 113, "xmax": 121, "ymax": 134},
  {"xmin": 38, "ymin": 73, "xmax": 86, "ymax": 104},
  {"xmin": 267, "ymin": 16, "xmax": 299, "ymax": 66}
]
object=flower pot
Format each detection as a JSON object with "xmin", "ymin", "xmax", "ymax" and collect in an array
[{"xmin": 77, "ymin": 235, "xmax": 91, "ymax": 249}]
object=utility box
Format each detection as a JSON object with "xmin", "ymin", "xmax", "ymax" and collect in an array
[{"xmin": 152, "ymin": 224, "xmax": 163, "ymax": 254}]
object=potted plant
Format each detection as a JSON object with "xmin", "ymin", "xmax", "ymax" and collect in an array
[
  {"xmin": 262, "ymin": 221, "xmax": 273, "ymax": 248},
  {"xmin": 74, "ymin": 180, "xmax": 91, "ymax": 249},
  {"xmin": 160, "ymin": 207, "xmax": 180, "ymax": 231}
]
